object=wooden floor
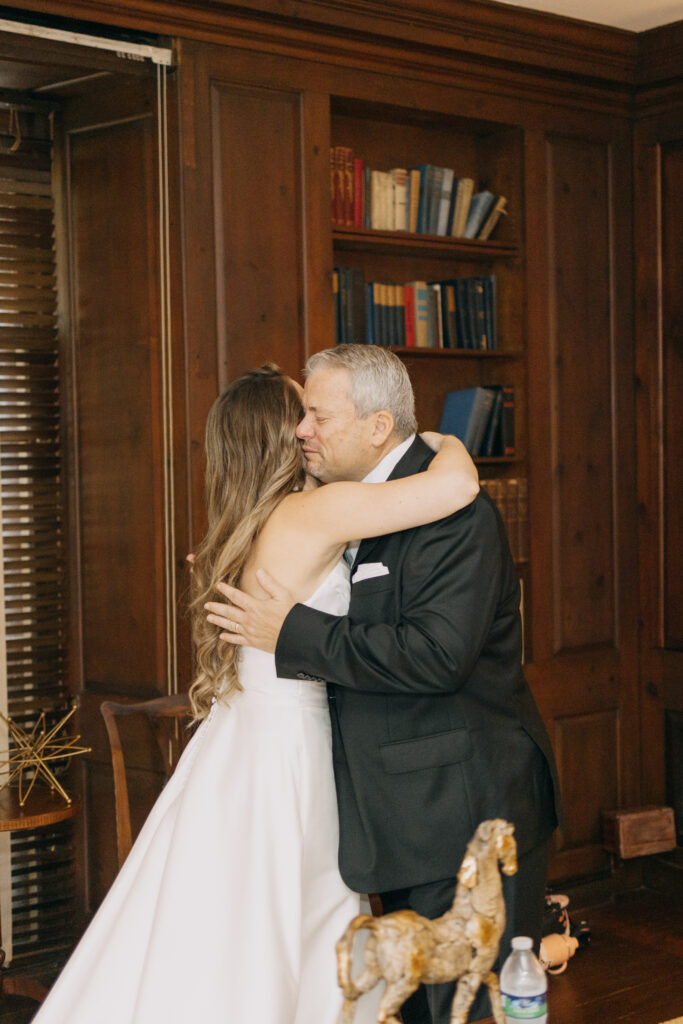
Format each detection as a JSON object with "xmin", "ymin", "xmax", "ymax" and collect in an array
[
  {"xmin": 480, "ymin": 888, "xmax": 683, "ymax": 1024},
  {"xmin": 0, "ymin": 886, "xmax": 681, "ymax": 1022}
]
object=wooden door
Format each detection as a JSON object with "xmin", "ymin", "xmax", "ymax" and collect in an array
[
  {"xmin": 524, "ymin": 124, "xmax": 641, "ymax": 884},
  {"xmin": 56, "ymin": 70, "xmax": 189, "ymax": 910}
]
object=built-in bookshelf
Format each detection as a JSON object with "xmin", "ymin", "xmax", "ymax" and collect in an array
[{"xmin": 329, "ymin": 98, "xmax": 527, "ymax": 518}]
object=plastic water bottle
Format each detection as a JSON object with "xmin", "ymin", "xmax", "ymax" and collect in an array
[{"xmin": 500, "ymin": 936, "xmax": 548, "ymax": 1022}]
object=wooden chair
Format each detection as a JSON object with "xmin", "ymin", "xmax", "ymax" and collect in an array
[{"xmin": 100, "ymin": 693, "xmax": 194, "ymax": 868}]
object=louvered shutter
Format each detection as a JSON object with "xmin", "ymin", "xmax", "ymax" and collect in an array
[{"xmin": 0, "ymin": 106, "xmax": 76, "ymax": 962}]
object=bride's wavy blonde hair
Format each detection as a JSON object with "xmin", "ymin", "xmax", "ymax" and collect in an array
[{"xmin": 189, "ymin": 365, "xmax": 305, "ymax": 720}]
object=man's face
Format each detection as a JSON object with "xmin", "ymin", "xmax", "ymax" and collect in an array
[{"xmin": 296, "ymin": 367, "xmax": 376, "ymax": 482}]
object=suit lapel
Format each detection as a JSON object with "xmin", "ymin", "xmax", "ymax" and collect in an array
[{"xmin": 350, "ymin": 436, "xmax": 433, "ymax": 573}]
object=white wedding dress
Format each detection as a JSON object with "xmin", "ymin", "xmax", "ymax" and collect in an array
[{"xmin": 33, "ymin": 560, "xmax": 380, "ymax": 1024}]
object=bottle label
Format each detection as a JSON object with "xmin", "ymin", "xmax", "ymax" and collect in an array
[{"xmin": 502, "ymin": 991, "xmax": 548, "ymax": 1021}]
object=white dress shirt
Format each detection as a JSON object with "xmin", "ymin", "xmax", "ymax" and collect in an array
[{"xmin": 345, "ymin": 433, "xmax": 416, "ymax": 566}]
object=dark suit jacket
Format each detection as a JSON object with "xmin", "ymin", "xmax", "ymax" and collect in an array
[{"xmin": 276, "ymin": 436, "xmax": 562, "ymax": 894}]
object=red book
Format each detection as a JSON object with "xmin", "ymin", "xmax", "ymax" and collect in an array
[
  {"xmin": 403, "ymin": 284, "xmax": 416, "ymax": 347},
  {"xmin": 330, "ymin": 147, "xmax": 338, "ymax": 224},
  {"xmin": 343, "ymin": 147, "xmax": 354, "ymax": 226},
  {"xmin": 353, "ymin": 158, "xmax": 364, "ymax": 228},
  {"xmin": 333, "ymin": 146, "xmax": 346, "ymax": 225}
]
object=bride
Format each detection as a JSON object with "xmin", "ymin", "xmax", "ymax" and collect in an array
[{"xmin": 33, "ymin": 363, "xmax": 478, "ymax": 1024}]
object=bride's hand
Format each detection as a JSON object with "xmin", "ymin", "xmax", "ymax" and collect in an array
[{"xmin": 420, "ymin": 430, "xmax": 445, "ymax": 452}]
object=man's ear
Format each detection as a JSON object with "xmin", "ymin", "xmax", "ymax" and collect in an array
[{"xmin": 370, "ymin": 410, "xmax": 395, "ymax": 446}]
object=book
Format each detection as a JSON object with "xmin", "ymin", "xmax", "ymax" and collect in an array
[
  {"xmin": 394, "ymin": 283, "xmax": 406, "ymax": 347},
  {"xmin": 407, "ymin": 168, "xmax": 421, "ymax": 233},
  {"xmin": 391, "ymin": 168, "xmax": 408, "ymax": 232},
  {"xmin": 431, "ymin": 282, "xmax": 444, "ymax": 348},
  {"xmin": 440, "ymin": 386, "xmax": 496, "ymax": 455},
  {"xmin": 333, "ymin": 268, "xmax": 341, "ymax": 344},
  {"xmin": 416, "ymin": 165, "xmax": 433, "ymax": 233},
  {"xmin": 450, "ymin": 177, "xmax": 475, "ymax": 237},
  {"xmin": 463, "ymin": 190, "xmax": 498, "ymax": 239},
  {"xmin": 407, "ymin": 280, "xmax": 430, "ymax": 347},
  {"xmin": 441, "ymin": 281, "xmax": 458, "ymax": 349},
  {"xmin": 365, "ymin": 283, "xmax": 375, "ymax": 344},
  {"xmin": 471, "ymin": 277, "xmax": 488, "ymax": 350},
  {"xmin": 330, "ymin": 148, "xmax": 338, "ymax": 224},
  {"xmin": 499, "ymin": 385, "xmax": 515, "ymax": 455},
  {"xmin": 403, "ymin": 284, "xmax": 416, "ymax": 347},
  {"xmin": 454, "ymin": 277, "xmax": 473, "ymax": 348},
  {"xmin": 427, "ymin": 165, "xmax": 444, "ymax": 234},
  {"xmin": 363, "ymin": 165, "xmax": 372, "ymax": 228},
  {"xmin": 477, "ymin": 194, "xmax": 507, "ymax": 240},
  {"xmin": 481, "ymin": 386, "xmax": 504, "ymax": 456},
  {"xmin": 353, "ymin": 158, "xmax": 364, "ymax": 228},
  {"xmin": 481, "ymin": 275, "xmax": 498, "ymax": 350},
  {"xmin": 436, "ymin": 167, "xmax": 455, "ymax": 235},
  {"xmin": 343, "ymin": 147, "xmax": 354, "ymax": 226}
]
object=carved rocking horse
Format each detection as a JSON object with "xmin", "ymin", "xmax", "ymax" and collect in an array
[{"xmin": 336, "ymin": 818, "xmax": 517, "ymax": 1024}]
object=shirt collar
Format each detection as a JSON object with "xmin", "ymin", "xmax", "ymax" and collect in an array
[{"xmin": 361, "ymin": 434, "xmax": 416, "ymax": 484}]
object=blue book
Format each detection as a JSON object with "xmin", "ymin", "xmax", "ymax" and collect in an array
[
  {"xmin": 415, "ymin": 165, "xmax": 432, "ymax": 233},
  {"xmin": 481, "ymin": 386, "xmax": 504, "ymax": 456},
  {"xmin": 463, "ymin": 190, "xmax": 497, "ymax": 239},
  {"xmin": 439, "ymin": 386, "xmax": 496, "ymax": 455}
]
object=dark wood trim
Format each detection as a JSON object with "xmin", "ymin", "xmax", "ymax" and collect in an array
[{"xmin": 2, "ymin": 0, "xmax": 640, "ymax": 85}]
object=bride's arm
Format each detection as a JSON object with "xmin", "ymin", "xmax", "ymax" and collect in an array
[{"xmin": 284, "ymin": 433, "xmax": 478, "ymax": 548}]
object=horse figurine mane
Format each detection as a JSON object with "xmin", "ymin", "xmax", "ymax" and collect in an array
[{"xmin": 336, "ymin": 818, "xmax": 517, "ymax": 1024}]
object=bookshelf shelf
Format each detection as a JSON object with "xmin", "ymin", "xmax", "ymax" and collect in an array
[
  {"xmin": 333, "ymin": 226, "xmax": 518, "ymax": 260},
  {"xmin": 390, "ymin": 347, "xmax": 522, "ymax": 359}
]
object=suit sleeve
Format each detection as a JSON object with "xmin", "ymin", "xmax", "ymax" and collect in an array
[{"xmin": 275, "ymin": 495, "xmax": 519, "ymax": 696}]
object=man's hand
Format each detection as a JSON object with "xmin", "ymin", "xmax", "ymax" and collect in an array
[{"xmin": 204, "ymin": 570, "xmax": 296, "ymax": 654}]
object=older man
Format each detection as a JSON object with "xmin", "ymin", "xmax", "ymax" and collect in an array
[{"xmin": 208, "ymin": 345, "xmax": 562, "ymax": 1024}]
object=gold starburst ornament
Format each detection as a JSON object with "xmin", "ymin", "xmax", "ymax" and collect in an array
[{"xmin": 0, "ymin": 705, "xmax": 91, "ymax": 806}]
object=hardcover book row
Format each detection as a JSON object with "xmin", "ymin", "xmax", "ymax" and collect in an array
[
  {"xmin": 479, "ymin": 477, "xmax": 529, "ymax": 564},
  {"xmin": 331, "ymin": 146, "xmax": 507, "ymax": 240},
  {"xmin": 334, "ymin": 268, "xmax": 498, "ymax": 351}
]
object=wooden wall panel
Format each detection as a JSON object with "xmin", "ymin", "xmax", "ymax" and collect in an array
[
  {"xmin": 178, "ymin": 40, "xmax": 332, "ymax": 540},
  {"xmin": 546, "ymin": 135, "xmax": 615, "ymax": 654},
  {"xmin": 211, "ymin": 83, "xmax": 306, "ymax": 387},
  {"xmin": 635, "ymin": 97, "xmax": 683, "ymax": 824},
  {"xmin": 661, "ymin": 140, "xmax": 683, "ymax": 651},
  {"xmin": 527, "ymin": 124, "xmax": 639, "ymax": 882},
  {"xmin": 555, "ymin": 710, "xmax": 619, "ymax": 847}
]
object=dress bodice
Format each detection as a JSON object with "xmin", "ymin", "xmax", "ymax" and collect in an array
[{"xmin": 236, "ymin": 560, "xmax": 350, "ymax": 704}]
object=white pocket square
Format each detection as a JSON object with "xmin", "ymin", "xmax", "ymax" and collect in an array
[{"xmin": 352, "ymin": 562, "xmax": 390, "ymax": 584}]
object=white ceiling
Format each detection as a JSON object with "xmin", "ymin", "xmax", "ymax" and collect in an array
[{"xmin": 495, "ymin": 0, "xmax": 683, "ymax": 31}]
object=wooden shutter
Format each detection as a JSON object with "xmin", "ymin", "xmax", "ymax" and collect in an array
[{"xmin": 0, "ymin": 104, "xmax": 75, "ymax": 961}]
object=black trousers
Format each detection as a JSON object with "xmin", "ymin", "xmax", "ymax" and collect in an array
[{"xmin": 378, "ymin": 837, "xmax": 550, "ymax": 1024}]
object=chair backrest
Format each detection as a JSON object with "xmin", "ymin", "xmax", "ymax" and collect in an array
[{"xmin": 100, "ymin": 693, "xmax": 194, "ymax": 868}]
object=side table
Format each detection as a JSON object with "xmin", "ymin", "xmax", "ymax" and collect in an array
[{"xmin": 0, "ymin": 789, "xmax": 78, "ymax": 1014}]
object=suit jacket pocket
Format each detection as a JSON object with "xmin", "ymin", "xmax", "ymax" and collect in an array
[
  {"xmin": 351, "ymin": 575, "xmax": 394, "ymax": 596},
  {"xmin": 380, "ymin": 728, "xmax": 473, "ymax": 774}
]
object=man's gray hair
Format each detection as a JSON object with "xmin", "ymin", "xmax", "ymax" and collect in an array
[{"xmin": 305, "ymin": 345, "xmax": 417, "ymax": 439}]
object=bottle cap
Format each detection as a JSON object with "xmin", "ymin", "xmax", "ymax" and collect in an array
[{"xmin": 511, "ymin": 936, "xmax": 533, "ymax": 950}]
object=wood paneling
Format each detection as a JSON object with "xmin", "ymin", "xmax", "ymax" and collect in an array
[
  {"xmin": 634, "ymin": 91, "xmax": 683, "ymax": 819},
  {"xmin": 546, "ymin": 134, "xmax": 615, "ymax": 653},
  {"xmin": 527, "ymin": 123, "xmax": 639, "ymax": 881},
  {"xmin": 210, "ymin": 82, "xmax": 306, "ymax": 385},
  {"xmin": 661, "ymin": 140, "xmax": 683, "ymax": 651},
  {"xmin": 555, "ymin": 709, "xmax": 619, "ymax": 849}
]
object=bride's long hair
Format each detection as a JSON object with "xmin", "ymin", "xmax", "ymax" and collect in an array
[{"xmin": 189, "ymin": 365, "xmax": 305, "ymax": 720}]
